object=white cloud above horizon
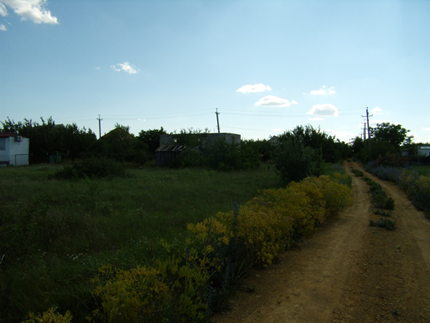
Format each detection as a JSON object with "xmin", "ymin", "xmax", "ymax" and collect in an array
[
  {"xmin": 372, "ymin": 106, "xmax": 382, "ymax": 115},
  {"xmin": 111, "ymin": 62, "xmax": 139, "ymax": 74},
  {"xmin": 237, "ymin": 83, "xmax": 272, "ymax": 93},
  {"xmin": 307, "ymin": 104, "xmax": 339, "ymax": 117},
  {"xmin": 0, "ymin": 0, "xmax": 58, "ymax": 24},
  {"xmin": 0, "ymin": 24, "xmax": 6, "ymax": 30},
  {"xmin": 310, "ymin": 86, "xmax": 335, "ymax": 95},
  {"xmin": 255, "ymin": 95, "xmax": 292, "ymax": 107}
]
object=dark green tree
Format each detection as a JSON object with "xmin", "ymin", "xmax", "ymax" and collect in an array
[
  {"xmin": 370, "ymin": 122, "xmax": 412, "ymax": 147},
  {"xmin": 273, "ymin": 125, "xmax": 326, "ymax": 184},
  {"xmin": 137, "ymin": 127, "xmax": 167, "ymax": 153}
]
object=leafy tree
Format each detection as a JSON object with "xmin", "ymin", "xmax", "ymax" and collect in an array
[
  {"xmin": 273, "ymin": 126, "xmax": 324, "ymax": 184},
  {"xmin": 137, "ymin": 127, "xmax": 167, "ymax": 153},
  {"xmin": 1, "ymin": 117, "xmax": 97, "ymax": 163},
  {"xmin": 63, "ymin": 123, "xmax": 97, "ymax": 160},
  {"xmin": 100, "ymin": 124, "xmax": 138, "ymax": 162},
  {"xmin": 364, "ymin": 122, "xmax": 414, "ymax": 161},
  {"xmin": 171, "ymin": 128, "xmax": 210, "ymax": 147},
  {"xmin": 370, "ymin": 122, "xmax": 412, "ymax": 147}
]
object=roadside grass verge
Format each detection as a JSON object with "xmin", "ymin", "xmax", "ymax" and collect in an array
[{"xmin": 364, "ymin": 163, "xmax": 430, "ymax": 218}]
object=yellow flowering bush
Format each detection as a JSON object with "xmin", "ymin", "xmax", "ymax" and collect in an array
[
  {"xmin": 186, "ymin": 217, "xmax": 232, "ymax": 271},
  {"xmin": 83, "ymin": 172, "xmax": 353, "ymax": 322},
  {"xmin": 21, "ymin": 307, "xmax": 72, "ymax": 323},
  {"xmin": 91, "ymin": 264, "xmax": 171, "ymax": 322}
]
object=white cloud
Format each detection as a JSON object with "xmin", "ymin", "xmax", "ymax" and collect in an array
[
  {"xmin": 111, "ymin": 62, "xmax": 139, "ymax": 74},
  {"xmin": 0, "ymin": 24, "xmax": 6, "ymax": 30},
  {"xmin": 0, "ymin": 3, "xmax": 7, "ymax": 16},
  {"xmin": 307, "ymin": 104, "xmax": 339, "ymax": 117},
  {"xmin": 310, "ymin": 86, "xmax": 335, "ymax": 95},
  {"xmin": 237, "ymin": 83, "xmax": 272, "ymax": 93},
  {"xmin": 255, "ymin": 95, "xmax": 291, "ymax": 107},
  {"xmin": 0, "ymin": 0, "xmax": 58, "ymax": 24},
  {"xmin": 372, "ymin": 106, "xmax": 382, "ymax": 114},
  {"xmin": 291, "ymin": 100, "xmax": 298, "ymax": 105}
]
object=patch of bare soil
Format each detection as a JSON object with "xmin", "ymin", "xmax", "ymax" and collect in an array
[{"xmin": 214, "ymin": 162, "xmax": 430, "ymax": 323}]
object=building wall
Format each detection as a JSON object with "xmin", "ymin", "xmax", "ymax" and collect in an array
[
  {"xmin": 418, "ymin": 146, "xmax": 430, "ymax": 157},
  {"xmin": 0, "ymin": 137, "xmax": 29, "ymax": 166}
]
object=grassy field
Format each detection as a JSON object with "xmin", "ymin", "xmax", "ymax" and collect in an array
[{"xmin": 0, "ymin": 163, "xmax": 279, "ymax": 322}]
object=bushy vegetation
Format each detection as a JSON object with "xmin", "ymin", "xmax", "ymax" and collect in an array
[
  {"xmin": 0, "ymin": 164, "xmax": 352, "ymax": 322},
  {"xmin": 351, "ymin": 167, "xmax": 396, "ymax": 230},
  {"xmin": 364, "ymin": 163, "xmax": 430, "ymax": 218},
  {"xmin": 84, "ymin": 174, "xmax": 352, "ymax": 322},
  {"xmin": 0, "ymin": 165, "xmax": 278, "ymax": 322},
  {"xmin": 369, "ymin": 217, "xmax": 396, "ymax": 231},
  {"xmin": 53, "ymin": 157, "xmax": 129, "ymax": 179},
  {"xmin": 273, "ymin": 125, "xmax": 351, "ymax": 184}
]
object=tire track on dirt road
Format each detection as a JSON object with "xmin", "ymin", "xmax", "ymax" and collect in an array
[
  {"xmin": 215, "ymin": 163, "xmax": 371, "ymax": 322},
  {"xmin": 332, "ymin": 162, "xmax": 430, "ymax": 322},
  {"xmin": 215, "ymin": 162, "xmax": 430, "ymax": 322}
]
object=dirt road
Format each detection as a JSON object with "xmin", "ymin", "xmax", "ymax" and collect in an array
[{"xmin": 215, "ymin": 162, "xmax": 430, "ymax": 322}]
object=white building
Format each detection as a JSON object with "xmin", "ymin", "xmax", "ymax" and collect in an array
[
  {"xmin": 418, "ymin": 146, "xmax": 430, "ymax": 157},
  {"xmin": 0, "ymin": 133, "xmax": 30, "ymax": 166}
]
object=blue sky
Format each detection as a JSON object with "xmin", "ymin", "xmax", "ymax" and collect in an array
[{"xmin": 1, "ymin": 0, "xmax": 429, "ymax": 143}]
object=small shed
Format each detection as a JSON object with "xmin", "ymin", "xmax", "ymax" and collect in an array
[
  {"xmin": 0, "ymin": 133, "xmax": 30, "ymax": 166},
  {"xmin": 156, "ymin": 132, "xmax": 241, "ymax": 167},
  {"xmin": 155, "ymin": 145, "xmax": 186, "ymax": 167}
]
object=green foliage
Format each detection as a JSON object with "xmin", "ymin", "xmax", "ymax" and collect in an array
[
  {"xmin": 273, "ymin": 124, "xmax": 353, "ymax": 184},
  {"xmin": 371, "ymin": 122, "xmax": 412, "ymax": 147},
  {"xmin": 138, "ymin": 127, "xmax": 167, "ymax": 153},
  {"xmin": 203, "ymin": 138, "xmax": 260, "ymax": 171},
  {"xmin": 351, "ymin": 168, "xmax": 364, "ymax": 177},
  {"xmin": 369, "ymin": 217, "xmax": 396, "ymax": 230},
  {"xmin": 87, "ymin": 173, "xmax": 352, "ymax": 322},
  {"xmin": 53, "ymin": 157, "xmax": 128, "ymax": 179},
  {"xmin": 1, "ymin": 117, "xmax": 97, "ymax": 163},
  {"xmin": 274, "ymin": 134, "xmax": 323, "ymax": 184},
  {"xmin": 0, "ymin": 164, "xmax": 278, "ymax": 322},
  {"xmin": 373, "ymin": 209, "xmax": 392, "ymax": 217},
  {"xmin": 21, "ymin": 306, "xmax": 73, "ymax": 323}
]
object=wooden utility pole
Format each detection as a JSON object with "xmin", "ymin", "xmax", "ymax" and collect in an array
[
  {"xmin": 363, "ymin": 122, "xmax": 367, "ymax": 140},
  {"xmin": 97, "ymin": 114, "xmax": 103, "ymax": 139},
  {"xmin": 215, "ymin": 108, "xmax": 220, "ymax": 133},
  {"xmin": 362, "ymin": 107, "xmax": 373, "ymax": 157}
]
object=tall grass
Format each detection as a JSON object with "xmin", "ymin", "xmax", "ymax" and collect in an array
[{"xmin": 0, "ymin": 164, "xmax": 278, "ymax": 322}]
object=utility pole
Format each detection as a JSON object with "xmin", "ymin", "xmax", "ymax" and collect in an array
[
  {"xmin": 362, "ymin": 107, "xmax": 373, "ymax": 157},
  {"xmin": 366, "ymin": 107, "xmax": 372, "ymax": 141},
  {"xmin": 97, "ymin": 114, "xmax": 103, "ymax": 139},
  {"xmin": 215, "ymin": 108, "xmax": 220, "ymax": 133},
  {"xmin": 363, "ymin": 121, "xmax": 367, "ymax": 141}
]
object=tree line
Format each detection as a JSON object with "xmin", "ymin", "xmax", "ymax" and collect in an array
[{"xmin": 4, "ymin": 116, "xmax": 419, "ymax": 175}]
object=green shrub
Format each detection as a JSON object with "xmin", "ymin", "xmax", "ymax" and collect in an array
[
  {"xmin": 369, "ymin": 217, "xmax": 396, "ymax": 230},
  {"xmin": 53, "ymin": 157, "xmax": 128, "ymax": 179},
  {"xmin": 21, "ymin": 306, "xmax": 72, "ymax": 323}
]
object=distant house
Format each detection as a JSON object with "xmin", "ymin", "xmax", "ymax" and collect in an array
[
  {"xmin": 156, "ymin": 133, "xmax": 241, "ymax": 167},
  {"xmin": 401, "ymin": 145, "xmax": 430, "ymax": 157},
  {"xmin": 0, "ymin": 133, "xmax": 30, "ymax": 166},
  {"xmin": 418, "ymin": 146, "xmax": 430, "ymax": 157}
]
